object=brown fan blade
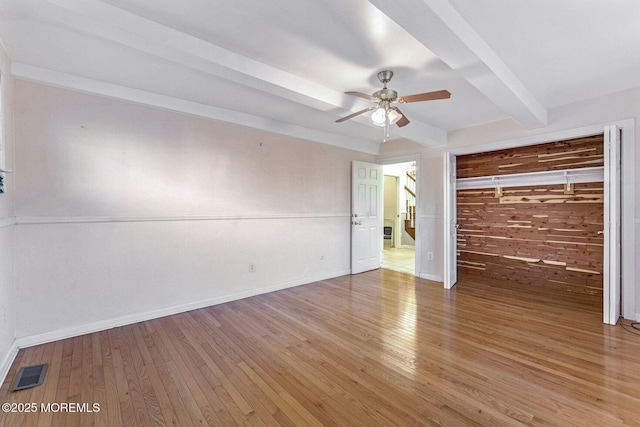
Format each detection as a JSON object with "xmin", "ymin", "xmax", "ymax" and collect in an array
[
  {"xmin": 391, "ymin": 107, "xmax": 410, "ymax": 127},
  {"xmin": 397, "ymin": 89, "xmax": 451, "ymax": 104},
  {"xmin": 335, "ymin": 107, "xmax": 374, "ymax": 123},
  {"xmin": 345, "ymin": 91, "xmax": 374, "ymax": 101}
]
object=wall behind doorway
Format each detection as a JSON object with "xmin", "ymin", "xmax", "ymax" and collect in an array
[{"xmin": 383, "ymin": 175, "xmax": 398, "ymax": 248}]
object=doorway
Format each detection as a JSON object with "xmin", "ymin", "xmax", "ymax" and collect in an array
[
  {"xmin": 443, "ymin": 121, "xmax": 635, "ymax": 325},
  {"xmin": 381, "ymin": 161, "xmax": 416, "ymax": 275}
]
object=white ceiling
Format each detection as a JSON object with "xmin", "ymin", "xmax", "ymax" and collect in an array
[{"xmin": 1, "ymin": 0, "xmax": 639, "ymax": 154}]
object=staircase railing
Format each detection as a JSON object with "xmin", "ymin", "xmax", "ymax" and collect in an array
[{"xmin": 405, "ymin": 172, "xmax": 416, "ymax": 231}]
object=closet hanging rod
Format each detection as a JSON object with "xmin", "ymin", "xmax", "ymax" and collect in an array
[{"xmin": 456, "ymin": 166, "xmax": 604, "ymax": 190}]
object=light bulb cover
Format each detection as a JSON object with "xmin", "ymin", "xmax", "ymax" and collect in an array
[
  {"xmin": 387, "ymin": 109, "xmax": 402, "ymax": 125},
  {"xmin": 371, "ymin": 107, "xmax": 387, "ymax": 126}
]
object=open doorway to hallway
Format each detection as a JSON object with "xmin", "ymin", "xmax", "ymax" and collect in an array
[{"xmin": 382, "ymin": 161, "xmax": 416, "ymax": 275}]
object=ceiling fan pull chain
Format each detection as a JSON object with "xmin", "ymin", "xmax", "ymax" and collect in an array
[{"xmin": 384, "ymin": 114, "xmax": 390, "ymax": 142}]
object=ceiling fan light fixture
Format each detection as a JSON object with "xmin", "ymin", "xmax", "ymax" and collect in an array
[
  {"xmin": 387, "ymin": 109, "xmax": 402, "ymax": 125},
  {"xmin": 371, "ymin": 106, "xmax": 387, "ymax": 126},
  {"xmin": 337, "ymin": 70, "xmax": 451, "ymax": 132}
]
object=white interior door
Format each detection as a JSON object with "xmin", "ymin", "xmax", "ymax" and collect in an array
[
  {"xmin": 443, "ymin": 152, "xmax": 457, "ymax": 289},
  {"xmin": 351, "ymin": 161, "xmax": 382, "ymax": 274},
  {"xmin": 603, "ymin": 125, "xmax": 621, "ymax": 325}
]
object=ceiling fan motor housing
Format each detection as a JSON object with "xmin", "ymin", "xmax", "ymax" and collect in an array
[{"xmin": 373, "ymin": 88, "xmax": 398, "ymax": 102}]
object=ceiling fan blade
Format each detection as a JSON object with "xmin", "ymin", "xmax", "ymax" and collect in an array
[
  {"xmin": 391, "ymin": 107, "xmax": 410, "ymax": 127},
  {"xmin": 345, "ymin": 91, "xmax": 374, "ymax": 101},
  {"xmin": 335, "ymin": 107, "xmax": 374, "ymax": 123},
  {"xmin": 397, "ymin": 89, "xmax": 451, "ymax": 104}
]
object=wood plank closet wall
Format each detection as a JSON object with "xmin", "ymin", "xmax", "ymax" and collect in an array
[
  {"xmin": 456, "ymin": 134, "xmax": 604, "ymax": 178},
  {"xmin": 456, "ymin": 135, "xmax": 604, "ymax": 297}
]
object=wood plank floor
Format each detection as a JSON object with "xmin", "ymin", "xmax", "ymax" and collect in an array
[{"xmin": 2, "ymin": 269, "xmax": 640, "ymax": 426}]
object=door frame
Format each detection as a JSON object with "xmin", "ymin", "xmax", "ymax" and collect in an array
[
  {"xmin": 603, "ymin": 125, "xmax": 621, "ymax": 324},
  {"xmin": 378, "ymin": 154, "xmax": 421, "ymax": 277},
  {"xmin": 443, "ymin": 120, "xmax": 635, "ymax": 323},
  {"xmin": 443, "ymin": 152, "xmax": 457, "ymax": 289}
]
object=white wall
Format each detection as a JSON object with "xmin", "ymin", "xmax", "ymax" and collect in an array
[
  {"xmin": 379, "ymin": 88, "xmax": 639, "ymax": 319},
  {"xmin": 383, "ymin": 174, "xmax": 397, "ymax": 247},
  {"xmin": 13, "ymin": 80, "xmax": 374, "ymax": 343},
  {"xmin": 0, "ymin": 47, "xmax": 17, "ymax": 383},
  {"xmin": 0, "ymin": 225, "xmax": 14, "ymax": 383}
]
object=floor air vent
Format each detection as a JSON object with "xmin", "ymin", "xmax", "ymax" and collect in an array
[{"xmin": 11, "ymin": 363, "xmax": 48, "ymax": 391}]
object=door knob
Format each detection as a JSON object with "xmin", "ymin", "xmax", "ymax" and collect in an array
[{"xmin": 352, "ymin": 221, "xmax": 362, "ymax": 225}]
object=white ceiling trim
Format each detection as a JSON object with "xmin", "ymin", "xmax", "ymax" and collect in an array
[
  {"xmin": 13, "ymin": 63, "xmax": 381, "ymax": 155},
  {"xmin": 369, "ymin": 0, "xmax": 548, "ymax": 129},
  {"xmin": 44, "ymin": 0, "xmax": 447, "ymax": 147}
]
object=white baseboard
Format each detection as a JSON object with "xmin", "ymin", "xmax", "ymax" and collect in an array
[
  {"xmin": 419, "ymin": 273, "xmax": 443, "ymax": 282},
  {"xmin": 0, "ymin": 339, "xmax": 19, "ymax": 387},
  {"xmin": 16, "ymin": 269, "xmax": 351, "ymax": 350}
]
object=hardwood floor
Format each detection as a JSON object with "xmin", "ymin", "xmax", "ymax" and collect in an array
[{"xmin": 1, "ymin": 270, "xmax": 640, "ymax": 426}]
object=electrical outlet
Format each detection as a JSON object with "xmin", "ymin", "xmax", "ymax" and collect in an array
[
  {"xmin": 427, "ymin": 252, "xmax": 434, "ymax": 261},
  {"xmin": 249, "ymin": 263, "xmax": 256, "ymax": 273}
]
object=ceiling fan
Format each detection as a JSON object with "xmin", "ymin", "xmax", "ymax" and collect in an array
[{"xmin": 336, "ymin": 70, "xmax": 450, "ymax": 131}]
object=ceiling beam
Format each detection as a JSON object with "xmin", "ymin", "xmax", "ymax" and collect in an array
[
  {"xmin": 42, "ymin": 0, "xmax": 446, "ymax": 146},
  {"xmin": 13, "ymin": 63, "xmax": 381, "ymax": 155},
  {"xmin": 369, "ymin": 0, "xmax": 548, "ymax": 129}
]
